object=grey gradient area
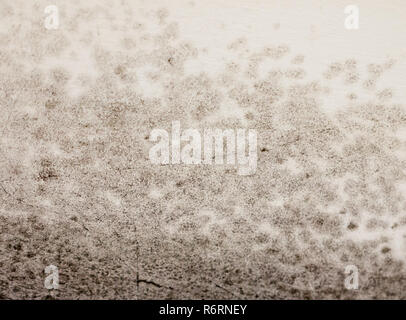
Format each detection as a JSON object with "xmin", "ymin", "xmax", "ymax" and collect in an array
[{"xmin": 1, "ymin": 0, "xmax": 406, "ymax": 299}]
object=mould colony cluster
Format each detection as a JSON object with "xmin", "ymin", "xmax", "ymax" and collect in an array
[{"xmin": 0, "ymin": 2, "xmax": 406, "ymax": 299}]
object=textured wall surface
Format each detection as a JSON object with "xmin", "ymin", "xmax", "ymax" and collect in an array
[{"xmin": 1, "ymin": 0, "xmax": 406, "ymax": 299}]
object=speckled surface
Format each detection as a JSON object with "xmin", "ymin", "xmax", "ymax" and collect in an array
[{"xmin": 1, "ymin": 0, "xmax": 406, "ymax": 299}]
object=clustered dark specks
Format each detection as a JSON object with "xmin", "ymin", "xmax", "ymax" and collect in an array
[{"xmin": 1, "ymin": 2, "xmax": 406, "ymax": 299}]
